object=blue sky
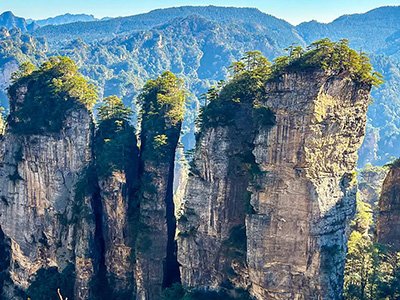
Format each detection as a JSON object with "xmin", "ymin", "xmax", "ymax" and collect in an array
[{"xmin": 1, "ymin": 0, "xmax": 399, "ymax": 25}]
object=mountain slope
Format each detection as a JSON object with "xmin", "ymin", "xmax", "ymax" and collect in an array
[
  {"xmin": 0, "ymin": 11, "xmax": 29, "ymax": 32},
  {"xmin": 297, "ymin": 6, "xmax": 400, "ymax": 54},
  {"xmin": 47, "ymin": 14, "xmax": 304, "ymax": 148},
  {"xmin": 32, "ymin": 6, "xmax": 304, "ymax": 47},
  {"xmin": 28, "ymin": 13, "xmax": 98, "ymax": 27}
]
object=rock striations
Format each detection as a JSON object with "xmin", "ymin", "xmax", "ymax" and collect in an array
[
  {"xmin": 377, "ymin": 162, "xmax": 400, "ymax": 251},
  {"xmin": 0, "ymin": 63, "xmax": 185, "ymax": 300},
  {"xmin": 0, "ymin": 84, "xmax": 96, "ymax": 299},
  {"xmin": 0, "ymin": 48, "xmax": 376, "ymax": 300},
  {"xmin": 178, "ymin": 70, "xmax": 371, "ymax": 299}
]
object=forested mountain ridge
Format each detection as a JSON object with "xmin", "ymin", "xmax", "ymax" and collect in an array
[
  {"xmin": 0, "ymin": 5, "xmax": 399, "ymax": 165},
  {"xmin": 297, "ymin": 6, "xmax": 400, "ymax": 55},
  {"xmin": 32, "ymin": 6, "xmax": 303, "ymax": 46},
  {"xmin": 0, "ymin": 11, "xmax": 32, "ymax": 32},
  {"xmin": 27, "ymin": 13, "xmax": 98, "ymax": 27}
]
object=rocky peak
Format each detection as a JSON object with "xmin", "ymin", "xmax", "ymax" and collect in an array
[
  {"xmin": 0, "ymin": 83, "xmax": 95, "ymax": 299},
  {"xmin": 178, "ymin": 69, "xmax": 371, "ymax": 299},
  {"xmin": 0, "ymin": 11, "xmax": 28, "ymax": 32}
]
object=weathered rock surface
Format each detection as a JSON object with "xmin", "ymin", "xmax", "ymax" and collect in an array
[
  {"xmin": 376, "ymin": 163, "xmax": 400, "ymax": 251},
  {"xmin": 98, "ymin": 171, "xmax": 136, "ymax": 299},
  {"xmin": 177, "ymin": 99, "xmax": 258, "ymax": 291},
  {"xmin": 178, "ymin": 71, "xmax": 371, "ymax": 300},
  {"xmin": 0, "ymin": 95, "xmax": 96, "ymax": 299},
  {"xmin": 135, "ymin": 135, "xmax": 182, "ymax": 300}
]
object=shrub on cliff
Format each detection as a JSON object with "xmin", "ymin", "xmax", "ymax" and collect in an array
[
  {"xmin": 199, "ymin": 39, "xmax": 381, "ymax": 134},
  {"xmin": 138, "ymin": 71, "xmax": 186, "ymax": 161},
  {"xmin": 198, "ymin": 51, "xmax": 275, "ymax": 131},
  {"xmin": 8, "ymin": 56, "xmax": 97, "ymax": 134},
  {"xmin": 95, "ymin": 95, "xmax": 138, "ymax": 178},
  {"xmin": 271, "ymin": 38, "xmax": 383, "ymax": 87},
  {"xmin": 345, "ymin": 198, "xmax": 400, "ymax": 299}
]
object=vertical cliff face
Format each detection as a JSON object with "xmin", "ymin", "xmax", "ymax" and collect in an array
[
  {"xmin": 0, "ymin": 84, "xmax": 96, "ymax": 299},
  {"xmin": 0, "ymin": 65, "xmax": 185, "ymax": 300},
  {"xmin": 135, "ymin": 132, "xmax": 181, "ymax": 300},
  {"xmin": 248, "ymin": 72, "xmax": 370, "ymax": 299},
  {"xmin": 376, "ymin": 164, "xmax": 400, "ymax": 251},
  {"xmin": 178, "ymin": 71, "xmax": 371, "ymax": 299},
  {"xmin": 134, "ymin": 71, "xmax": 185, "ymax": 300},
  {"xmin": 95, "ymin": 116, "xmax": 140, "ymax": 299},
  {"xmin": 177, "ymin": 97, "xmax": 262, "ymax": 291},
  {"xmin": 98, "ymin": 172, "xmax": 136, "ymax": 298}
]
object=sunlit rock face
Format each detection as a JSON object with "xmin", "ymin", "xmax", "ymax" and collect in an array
[
  {"xmin": 178, "ymin": 70, "xmax": 371, "ymax": 300},
  {"xmin": 0, "ymin": 84, "xmax": 96, "ymax": 299}
]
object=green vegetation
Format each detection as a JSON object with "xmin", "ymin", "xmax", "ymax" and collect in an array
[
  {"xmin": 199, "ymin": 51, "xmax": 275, "ymax": 131},
  {"xmin": 200, "ymin": 39, "xmax": 381, "ymax": 133},
  {"xmin": 271, "ymin": 39, "xmax": 383, "ymax": 87},
  {"xmin": 71, "ymin": 164, "xmax": 97, "ymax": 223},
  {"xmin": 162, "ymin": 283, "xmax": 253, "ymax": 300},
  {"xmin": 138, "ymin": 71, "xmax": 186, "ymax": 160},
  {"xmin": 344, "ymin": 198, "xmax": 400, "ymax": 299},
  {"xmin": 8, "ymin": 56, "xmax": 97, "ymax": 134},
  {"xmin": 223, "ymin": 225, "xmax": 247, "ymax": 260},
  {"xmin": 0, "ymin": 9, "xmax": 397, "ymax": 166},
  {"xmin": 26, "ymin": 264, "xmax": 75, "ymax": 300},
  {"xmin": 97, "ymin": 95, "xmax": 132, "ymax": 122},
  {"xmin": 10, "ymin": 61, "xmax": 35, "ymax": 81},
  {"xmin": 139, "ymin": 71, "xmax": 185, "ymax": 126},
  {"xmin": 95, "ymin": 95, "xmax": 138, "ymax": 178}
]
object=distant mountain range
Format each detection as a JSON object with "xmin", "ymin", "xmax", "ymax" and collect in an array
[
  {"xmin": 27, "ymin": 13, "xmax": 98, "ymax": 27},
  {"xmin": 0, "ymin": 11, "xmax": 35, "ymax": 32},
  {"xmin": 0, "ymin": 5, "xmax": 399, "ymax": 165}
]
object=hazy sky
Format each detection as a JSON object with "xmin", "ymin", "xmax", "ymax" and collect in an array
[{"xmin": 1, "ymin": 0, "xmax": 399, "ymax": 25}]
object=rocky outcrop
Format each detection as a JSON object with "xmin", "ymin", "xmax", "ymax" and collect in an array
[
  {"xmin": 135, "ymin": 128, "xmax": 182, "ymax": 300},
  {"xmin": 178, "ymin": 71, "xmax": 371, "ymax": 299},
  {"xmin": 376, "ymin": 163, "xmax": 400, "ymax": 251},
  {"xmin": 95, "ymin": 122, "xmax": 140, "ymax": 299},
  {"xmin": 133, "ymin": 71, "xmax": 184, "ymax": 300},
  {"xmin": 98, "ymin": 172, "xmax": 136, "ymax": 298},
  {"xmin": 0, "ymin": 88, "xmax": 96, "ymax": 299},
  {"xmin": 0, "ymin": 65, "xmax": 187, "ymax": 299},
  {"xmin": 177, "ymin": 94, "xmax": 261, "ymax": 292}
]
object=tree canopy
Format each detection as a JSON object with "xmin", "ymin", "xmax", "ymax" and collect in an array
[
  {"xmin": 271, "ymin": 39, "xmax": 383, "ymax": 87},
  {"xmin": 138, "ymin": 71, "xmax": 186, "ymax": 160},
  {"xmin": 198, "ymin": 50, "xmax": 275, "ymax": 131},
  {"xmin": 98, "ymin": 95, "xmax": 132, "ymax": 122},
  {"xmin": 95, "ymin": 95, "xmax": 137, "ymax": 178},
  {"xmin": 344, "ymin": 198, "xmax": 400, "ymax": 299},
  {"xmin": 8, "ymin": 56, "xmax": 97, "ymax": 134},
  {"xmin": 138, "ymin": 71, "xmax": 186, "ymax": 126},
  {"xmin": 198, "ymin": 39, "xmax": 381, "ymax": 134}
]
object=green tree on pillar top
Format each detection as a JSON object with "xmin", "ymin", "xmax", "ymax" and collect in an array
[
  {"xmin": 95, "ymin": 95, "xmax": 138, "ymax": 178},
  {"xmin": 138, "ymin": 71, "xmax": 186, "ymax": 160}
]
